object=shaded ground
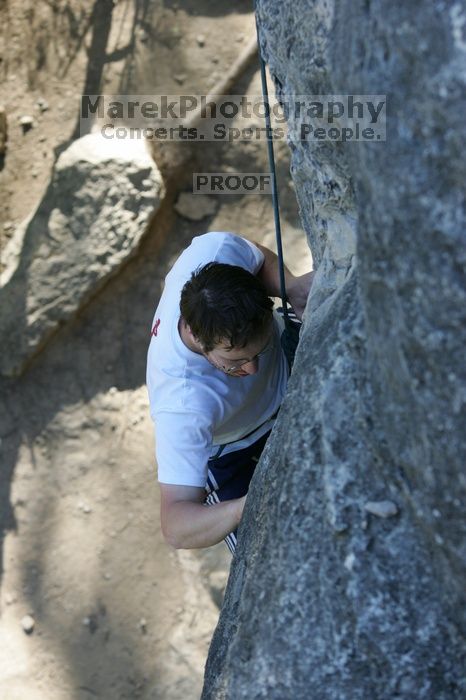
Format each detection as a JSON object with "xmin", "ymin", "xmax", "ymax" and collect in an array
[{"xmin": 0, "ymin": 2, "xmax": 312, "ymax": 698}]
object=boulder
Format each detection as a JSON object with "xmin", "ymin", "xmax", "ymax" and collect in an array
[
  {"xmin": 0, "ymin": 132, "xmax": 164, "ymax": 376},
  {"xmin": 202, "ymin": 1, "xmax": 466, "ymax": 698},
  {"xmin": 174, "ymin": 192, "xmax": 218, "ymax": 221}
]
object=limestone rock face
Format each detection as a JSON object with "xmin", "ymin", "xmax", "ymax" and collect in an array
[
  {"xmin": 0, "ymin": 133, "xmax": 164, "ymax": 377},
  {"xmin": 202, "ymin": 1, "xmax": 466, "ymax": 698}
]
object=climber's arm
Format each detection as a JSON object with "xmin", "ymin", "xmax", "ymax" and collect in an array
[
  {"xmin": 253, "ymin": 241, "xmax": 314, "ymax": 320},
  {"xmin": 159, "ymin": 483, "xmax": 246, "ymax": 549}
]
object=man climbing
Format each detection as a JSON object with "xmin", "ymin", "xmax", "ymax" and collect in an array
[{"xmin": 146, "ymin": 231, "xmax": 313, "ymax": 552}]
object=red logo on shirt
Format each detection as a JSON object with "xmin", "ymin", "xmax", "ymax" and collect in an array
[{"xmin": 151, "ymin": 319, "xmax": 161, "ymax": 337}]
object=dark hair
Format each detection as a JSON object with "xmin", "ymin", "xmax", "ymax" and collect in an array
[{"xmin": 180, "ymin": 262, "xmax": 273, "ymax": 352}]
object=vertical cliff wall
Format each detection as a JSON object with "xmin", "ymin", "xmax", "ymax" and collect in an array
[{"xmin": 202, "ymin": 1, "xmax": 466, "ymax": 698}]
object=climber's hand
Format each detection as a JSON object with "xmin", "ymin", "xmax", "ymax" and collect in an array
[{"xmin": 287, "ymin": 271, "xmax": 315, "ymax": 320}]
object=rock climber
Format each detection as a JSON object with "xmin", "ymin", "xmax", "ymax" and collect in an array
[{"xmin": 146, "ymin": 231, "xmax": 313, "ymax": 552}]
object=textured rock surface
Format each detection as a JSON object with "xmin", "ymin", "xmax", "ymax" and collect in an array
[
  {"xmin": 0, "ymin": 133, "xmax": 164, "ymax": 377},
  {"xmin": 202, "ymin": 1, "xmax": 466, "ymax": 698}
]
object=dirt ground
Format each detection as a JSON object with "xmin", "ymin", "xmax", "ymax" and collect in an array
[{"xmin": 0, "ymin": 2, "xmax": 312, "ymax": 698}]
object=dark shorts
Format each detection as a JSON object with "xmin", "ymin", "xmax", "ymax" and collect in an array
[{"xmin": 204, "ymin": 430, "xmax": 271, "ymax": 553}]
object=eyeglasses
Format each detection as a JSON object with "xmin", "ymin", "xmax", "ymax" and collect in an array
[{"xmin": 212, "ymin": 333, "xmax": 275, "ymax": 374}]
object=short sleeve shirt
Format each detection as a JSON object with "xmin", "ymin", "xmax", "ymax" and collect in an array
[{"xmin": 146, "ymin": 232, "xmax": 288, "ymax": 487}]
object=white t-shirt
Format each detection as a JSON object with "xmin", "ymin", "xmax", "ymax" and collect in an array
[{"xmin": 146, "ymin": 232, "xmax": 289, "ymax": 487}]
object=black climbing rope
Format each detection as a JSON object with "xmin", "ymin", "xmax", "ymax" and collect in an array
[{"xmin": 254, "ymin": 5, "xmax": 301, "ymax": 368}]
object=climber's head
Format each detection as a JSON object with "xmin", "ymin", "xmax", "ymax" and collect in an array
[{"xmin": 179, "ymin": 262, "xmax": 274, "ymax": 376}]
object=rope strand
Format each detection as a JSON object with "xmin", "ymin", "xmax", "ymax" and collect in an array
[{"xmin": 254, "ymin": 10, "xmax": 291, "ymax": 327}]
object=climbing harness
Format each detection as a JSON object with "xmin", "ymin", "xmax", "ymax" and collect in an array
[{"xmin": 254, "ymin": 8, "xmax": 302, "ymax": 369}]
